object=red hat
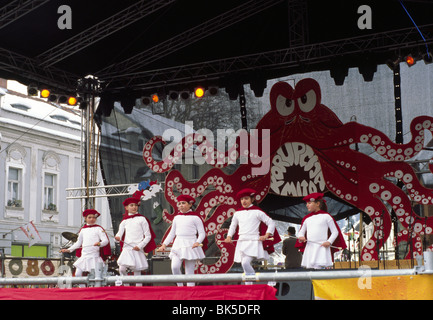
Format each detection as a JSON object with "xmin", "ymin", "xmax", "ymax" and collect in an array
[
  {"xmin": 303, "ymin": 192, "xmax": 325, "ymax": 202},
  {"xmin": 177, "ymin": 194, "xmax": 195, "ymax": 204},
  {"xmin": 236, "ymin": 188, "xmax": 256, "ymax": 200},
  {"xmin": 82, "ymin": 209, "xmax": 100, "ymax": 217},
  {"xmin": 122, "ymin": 190, "xmax": 144, "ymax": 206},
  {"xmin": 123, "ymin": 196, "xmax": 141, "ymax": 207}
]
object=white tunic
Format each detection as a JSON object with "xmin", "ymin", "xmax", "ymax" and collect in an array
[
  {"xmin": 227, "ymin": 206, "xmax": 275, "ymax": 263},
  {"xmin": 67, "ymin": 225, "xmax": 109, "ymax": 272},
  {"xmin": 115, "ymin": 215, "xmax": 151, "ymax": 270},
  {"xmin": 163, "ymin": 213, "xmax": 206, "ymax": 260},
  {"xmin": 298, "ymin": 213, "xmax": 339, "ymax": 269}
]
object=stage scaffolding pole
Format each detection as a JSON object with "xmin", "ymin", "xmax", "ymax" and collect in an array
[
  {"xmin": 78, "ymin": 76, "xmax": 102, "ymax": 210},
  {"xmin": 0, "ymin": 265, "xmax": 428, "ymax": 287}
]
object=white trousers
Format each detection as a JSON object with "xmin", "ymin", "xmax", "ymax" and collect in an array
[
  {"xmin": 171, "ymin": 255, "xmax": 197, "ymax": 287},
  {"xmin": 241, "ymin": 255, "xmax": 255, "ymax": 285},
  {"xmin": 119, "ymin": 265, "xmax": 143, "ymax": 286}
]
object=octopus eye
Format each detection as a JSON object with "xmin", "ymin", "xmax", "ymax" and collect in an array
[
  {"xmin": 301, "ymin": 95, "xmax": 307, "ymax": 104},
  {"xmin": 276, "ymin": 95, "xmax": 294, "ymax": 116},
  {"xmin": 298, "ymin": 89, "xmax": 317, "ymax": 113}
]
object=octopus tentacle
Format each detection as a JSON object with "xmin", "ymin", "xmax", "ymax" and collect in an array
[
  {"xmin": 143, "ymin": 131, "xmax": 252, "ymax": 174},
  {"xmin": 367, "ymin": 162, "xmax": 433, "ymax": 258},
  {"xmin": 319, "ymin": 147, "xmax": 433, "ymax": 260},
  {"xmin": 329, "ymin": 116, "xmax": 433, "ymax": 161},
  {"xmin": 360, "ymin": 198, "xmax": 393, "ymax": 261}
]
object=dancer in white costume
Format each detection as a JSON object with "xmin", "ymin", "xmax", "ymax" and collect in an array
[
  {"xmin": 158, "ymin": 195, "xmax": 206, "ymax": 286},
  {"xmin": 295, "ymin": 192, "xmax": 346, "ymax": 269},
  {"xmin": 225, "ymin": 188, "xmax": 279, "ymax": 284},
  {"xmin": 62, "ymin": 209, "xmax": 111, "ymax": 287},
  {"xmin": 115, "ymin": 192, "xmax": 156, "ymax": 286}
]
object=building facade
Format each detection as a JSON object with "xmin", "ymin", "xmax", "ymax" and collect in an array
[{"xmin": 0, "ymin": 79, "xmax": 113, "ymax": 260}]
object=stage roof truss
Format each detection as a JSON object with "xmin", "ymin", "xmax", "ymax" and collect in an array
[
  {"xmin": 37, "ymin": 0, "xmax": 177, "ymax": 68},
  {"xmin": 102, "ymin": 23, "xmax": 433, "ymax": 94},
  {"xmin": 0, "ymin": 0, "xmax": 50, "ymax": 30},
  {"xmin": 97, "ymin": 0, "xmax": 285, "ymax": 79}
]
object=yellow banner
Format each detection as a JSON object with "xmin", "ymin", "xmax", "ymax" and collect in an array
[{"xmin": 312, "ymin": 274, "xmax": 433, "ymax": 300}]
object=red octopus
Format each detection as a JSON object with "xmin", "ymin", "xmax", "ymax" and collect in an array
[{"xmin": 143, "ymin": 78, "xmax": 433, "ymax": 270}]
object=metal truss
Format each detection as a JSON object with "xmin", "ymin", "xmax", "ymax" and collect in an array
[
  {"xmin": 1, "ymin": 2, "xmax": 432, "ymax": 96},
  {"xmin": 66, "ymin": 183, "xmax": 138, "ymax": 200},
  {"xmin": 101, "ymin": 23, "xmax": 433, "ymax": 93},
  {"xmin": 0, "ymin": 0, "xmax": 49, "ymax": 29},
  {"xmin": 0, "ymin": 47, "xmax": 79, "ymax": 92},
  {"xmin": 37, "ymin": 0, "xmax": 176, "ymax": 68},
  {"xmin": 97, "ymin": 0, "xmax": 286, "ymax": 78},
  {"xmin": 408, "ymin": 159, "xmax": 433, "ymax": 175},
  {"xmin": 288, "ymin": 0, "xmax": 308, "ymax": 48}
]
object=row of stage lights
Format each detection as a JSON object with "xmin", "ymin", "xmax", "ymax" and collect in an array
[
  {"xmin": 27, "ymin": 85, "xmax": 78, "ymax": 106},
  {"xmin": 141, "ymin": 86, "xmax": 218, "ymax": 105},
  {"xmin": 388, "ymin": 51, "xmax": 432, "ymax": 69}
]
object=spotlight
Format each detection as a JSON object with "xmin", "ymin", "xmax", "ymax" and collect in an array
[
  {"xmin": 194, "ymin": 87, "xmax": 205, "ymax": 98},
  {"xmin": 405, "ymin": 55, "xmax": 416, "ymax": 67},
  {"xmin": 27, "ymin": 85, "xmax": 38, "ymax": 96},
  {"xmin": 141, "ymin": 96, "xmax": 151, "ymax": 105},
  {"xmin": 169, "ymin": 91, "xmax": 179, "ymax": 100},
  {"xmin": 58, "ymin": 95, "xmax": 68, "ymax": 104},
  {"xmin": 423, "ymin": 52, "xmax": 432, "ymax": 64},
  {"xmin": 151, "ymin": 94, "xmax": 159, "ymax": 103},
  {"xmin": 48, "ymin": 93, "xmax": 58, "ymax": 102},
  {"xmin": 180, "ymin": 91, "xmax": 190, "ymax": 100},
  {"xmin": 208, "ymin": 86, "xmax": 218, "ymax": 96},
  {"xmin": 40, "ymin": 89, "xmax": 51, "ymax": 98},
  {"xmin": 67, "ymin": 96, "xmax": 78, "ymax": 106}
]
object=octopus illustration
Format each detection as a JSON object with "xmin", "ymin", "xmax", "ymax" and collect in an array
[{"xmin": 143, "ymin": 78, "xmax": 433, "ymax": 271}]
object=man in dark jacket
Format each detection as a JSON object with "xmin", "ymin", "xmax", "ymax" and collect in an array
[{"xmin": 282, "ymin": 226, "xmax": 302, "ymax": 269}]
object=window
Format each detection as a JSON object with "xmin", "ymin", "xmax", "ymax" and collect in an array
[
  {"xmin": 7, "ymin": 167, "xmax": 22, "ymax": 207},
  {"xmin": 43, "ymin": 173, "xmax": 57, "ymax": 211},
  {"xmin": 10, "ymin": 103, "xmax": 31, "ymax": 111},
  {"xmin": 50, "ymin": 115, "xmax": 68, "ymax": 122}
]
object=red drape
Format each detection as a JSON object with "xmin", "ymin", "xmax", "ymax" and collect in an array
[{"xmin": 0, "ymin": 285, "xmax": 277, "ymax": 300}]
